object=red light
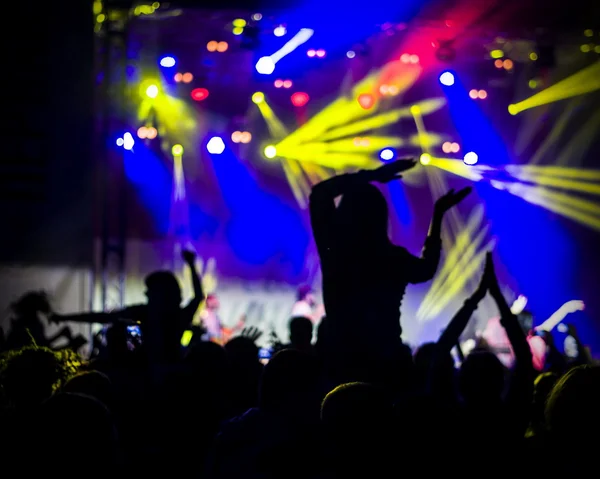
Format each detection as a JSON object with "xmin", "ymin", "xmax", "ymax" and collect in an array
[
  {"xmin": 274, "ymin": 79, "xmax": 283, "ymax": 88},
  {"xmin": 291, "ymin": 92, "xmax": 309, "ymax": 107},
  {"xmin": 357, "ymin": 93, "xmax": 374, "ymax": 109},
  {"xmin": 283, "ymin": 80, "xmax": 292, "ymax": 88},
  {"xmin": 478, "ymin": 90, "xmax": 488, "ymax": 99},
  {"xmin": 191, "ymin": 88, "xmax": 209, "ymax": 101}
]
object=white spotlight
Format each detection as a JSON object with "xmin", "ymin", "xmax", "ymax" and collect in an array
[
  {"xmin": 463, "ymin": 151, "xmax": 478, "ymax": 165},
  {"xmin": 273, "ymin": 25, "xmax": 287, "ymax": 37},
  {"xmin": 123, "ymin": 132, "xmax": 135, "ymax": 150},
  {"xmin": 207, "ymin": 137, "xmax": 226, "ymax": 154},
  {"xmin": 255, "ymin": 56, "xmax": 276, "ymax": 75}
]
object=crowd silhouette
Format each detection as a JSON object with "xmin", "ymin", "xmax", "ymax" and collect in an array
[{"xmin": 0, "ymin": 160, "xmax": 597, "ymax": 477}]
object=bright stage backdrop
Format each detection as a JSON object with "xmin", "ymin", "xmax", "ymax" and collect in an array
[{"xmin": 103, "ymin": 5, "xmax": 600, "ymax": 349}]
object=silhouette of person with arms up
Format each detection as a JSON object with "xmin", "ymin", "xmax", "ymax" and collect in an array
[
  {"xmin": 309, "ymin": 159, "xmax": 471, "ymax": 365},
  {"xmin": 51, "ymin": 249, "xmax": 204, "ymax": 363}
]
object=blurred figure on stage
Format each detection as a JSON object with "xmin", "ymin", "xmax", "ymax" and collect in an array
[
  {"xmin": 481, "ymin": 299, "xmax": 584, "ymax": 371},
  {"xmin": 291, "ymin": 285, "xmax": 324, "ymax": 324},
  {"xmin": 197, "ymin": 293, "xmax": 245, "ymax": 345}
]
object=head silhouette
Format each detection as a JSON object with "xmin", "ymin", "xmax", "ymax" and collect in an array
[
  {"xmin": 289, "ymin": 316, "xmax": 313, "ymax": 349},
  {"xmin": 336, "ymin": 183, "xmax": 389, "ymax": 246},
  {"xmin": 459, "ymin": 350, "xmax": 505, "ymax": 405},
  {"xmin": 144, "ymin": 271, "xmax": 182, "ymax": 310}
]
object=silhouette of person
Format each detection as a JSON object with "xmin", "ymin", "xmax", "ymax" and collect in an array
[
  {"xmin": 51, "ymin": 250, "xmax": 203, "ymax": 362},
  {"xmin": 309, "ymin": 160, "xmax": 470, "ymax": 360}
]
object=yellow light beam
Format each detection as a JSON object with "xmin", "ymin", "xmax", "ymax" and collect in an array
[
  {"xmin": 509, "ymin": 61, "xmax": 600, "ymax": 115},
  {"xmin": 505, "ymin": 164, "xmax": 600, "ymax": 181}
]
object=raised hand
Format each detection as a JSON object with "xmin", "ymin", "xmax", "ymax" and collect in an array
[
  {"xmin": 434, "ymin": 187, "xmax": 472, "ymax": 215},
  {"xmin": 181, "ymin": 249, "xmax": 196, "ymax": 264},
  {"xmin": 473, "ymin": 253, "xmax": 493, "ymax": 300},
  {"xmin": 366, "ymin": 159, "xmax": 417, "ymax": 183},
  {"xmin": 240, "ymin": 326, "xmax": 262, "ymax": 342},
  {"xmin": 484, "ymin": 252, "xmax": 502, "ymax": 299}
]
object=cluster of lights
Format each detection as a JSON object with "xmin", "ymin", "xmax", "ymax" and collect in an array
[
  {"xmin": 174, "ymin": 72, "xmax": 193, "ymax": 83},
  {"xmin": 353, "ymin": 137, "xmax": 370, "ymax": 147},
  {"xmin": 581, "ymin": 28, "xmax": 600, "ymax": 51},
  {"xmin": 379, "ymin": 84, "xmax": 400, "ymax": 96},
  {"xmin": 116, "ymin": 132, "xmax": 135, "ymax": 150},
  {"xmin": 291, "ymin": 92, "xmax": 309, "ymax": 107},
  {"xmin": 307, "ymin": 49, "xmax": 326, "ymax": 58},
  {"xmin": 468, "ymin": 89, "xmax": 488, "ymax": 100},
  {"xmin": 207, "ymin": 41, "xmax": 229, "ymax": 52},
  {"xmin": 160, "ymin": 56, "xmax": 176, "ymax": 67},
  {"xmin": 494, "ymin": 59, "xmax": 514, "ymax": 70},
  {"xmin": 442, "ymin": 142, "xmax": 460, "ymax": 153},
  {"xmin": 232, "ymin": 18, "xmax": 246, "ymax": 36},
  {"xmin": 191, "ymin": 88, "xmax": 209, "ymax": 101},
  {"xmin": 274, "ymin": 25, "xmax": 287, "ymax": 37},
  {"xmin": 133, "ymin": 2, "xmax": 160, "ymax": 16},
  {"xmin": 400, "ymin": 53, "xmax": 420, "ymax": 64},
  {"xmin": 274, "ymin": 79, "xmax": 293, "ymax": 88},
  {"xmin": 137, "ymin": 126, "xmax": 158, "ymax": 139},
  {"xmin": 231, "ymin": 131, "xmax": 252, "ymax": 143}
]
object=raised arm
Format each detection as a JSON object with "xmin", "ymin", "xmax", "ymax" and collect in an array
[
  {"xmin": 182, "ymin": 249, "xmax": 204, "ymax": 320},
  {"xmin": 309, "ymin": 160, "xmax": 417, "ymax": 257},
  {"xmin": 437, "ymin": 256, "xmax": 489, "ymax": 354},
  {"xmin": 405, "ymin": 187, "xmax": 472, "ymax": 284}
]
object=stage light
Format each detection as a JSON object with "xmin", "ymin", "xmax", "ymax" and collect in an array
[
  {"xmin": 379, "ymin": 148, "xmax": 396, "ymax": 161},
  {"xmin": 255, "ymin": 56, "xmax": 275, "ymax": 74},
  {"xmin": 264, "ymin": 145, "xmax": 277, "ymax": 158},
  {"xmin": 463, "ymin": 152, "xmax": 478, "ymax": 165},
  {"xmin": 274, "ymin": 25, "xmax": 286, "ymax": 36},
  {"xmin": 409, "ymin": 54, "xmax": 419, "ymax": 64},
  {"xmin": 508, "ymin": 104, "xmax": 518, "ymax": 115},
  {"xmin": 316, "ymin": 49, "xmax": 326, "ymax": 58},
  {"xmin": 584, "ymin": 29, "xmax": 594, "ymax": 37},
  {"xmin": 172, "ymin": 144, "xmax": 184, "ymax": 156},
  {"xmin": 283, "ymin": 80, "xmax": 292, "ymax": 88},
  {"xmin": 379, "ymin": 85, "xmax": 389, "ymax": 95},
  {"xmin": 357, "ymin": 93, "xmax": 374, "ymax": 109},
  {"xmin": 240, "ymin": 131, "xmax": 252, "ymax": 143},
  {"xmin": 450, "ymin": 142, "xmax": 460, "ymax": 153},
  {"xmin": 528, "ymin": 79, "xmax": 538, "ymax": 89},
  {"xmin": 160, "ymin": 56, "xmax": 176, "ymax": 67},
  {"xmin": 529, "ymin": 52, "xmax": 538, "ymax": 61},
  {"xmin": 400, "ymin": 53, "xmax": 410, "ymax": 63},
  {"xmin": 353, "ymin": 137, "xmax": 370, "ymax": 147},
  {"xmin": 478, "ymin": 90, "xmax": 487, "ymax": 99},
  {"xmin": 137, "ymin": 126, "xmax": 147, "ymax": 138},
  {"xmin": 490, "ymin": 49, "xmax": 504, "ymax": 59},
  {"xmin": 207, "ymin": 137, "xmax": 225, "ymax": 154},
  {"xmin": 146, "ymin": 127, "xmax": 157, "ymax": 139},
  {"xmin": 233, "ymin": 18, "xmax": 246, "ymax": 28},
  {"xmin": 174, "ymin": 73, "xmax": 182, "ymax": 82},
  {"xmin": 252, "ymin": 13, "xmax": 262, "ymax": 21},
  {"xmin": 233, "ymin": 27, "xmax": 243, "ymax": 35},
  {"xmin": 123, "ymin": 133, "xmax": 134, "ymax": 150},
  {"xmin": 207, "ymin": 41, "xmax": 218, "ymax": 52},
  {"xmin": 469, "ymin": 89, "xmax": 478, "ymax": 99},
  {"xmin": 347, "ymin": 50, "xmax": 356, "ymax": 58},
  {"xmin": 307, "ymin": 49, "xmax": 316, "ymax": 57},
  {"xmin": 217, "ymin": 41, "xmax": 228, "ymax": 52},
  {"xmin": 145, "ymin": 84, "xmax": 159, "ymax": 98},
  {"xmin": 503, "ymin": 59, "xmax": 514, "ymax": 70},
  {"xmin": 420, "ymin": 153, "xmax": 431, "ymax": 165},
  {"xmin": 439, "ymin": 71, "xmax": 455, "ymax": 86},
  {"xmin": 580, "ymin": 44, "xmax": 591, "ymax": 53},
  {"xmin": 116, "ymin": 138, "xmax": 124, "ymax": 146},
  {"xmin": 494, "ymin": 59, "xmax": 504, "ymax": 68},
  {"xmin": 191, "ymin": 88, "xmax": 209, "ymax": 101},
  {"xmin": 231, "ymin": 131, "xmax": 242, "ymax": 143},
  {"xmin": 442, "ymin": 141, "xmax": 452, "ymax": 153},
  {"xmin": 182, "ymin": 72, "xmax": 193, "ymax": 83},
  {"xmin": 291, "ymin": 92, "xmax": 309, "ymax": 107},
  {"xmin": 252, "ymin": 91, "xmax": 265, "ymax": 104},
  {"xmin": 274, "ymin": 79, "xmax": 283, "ymax": 88}
]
